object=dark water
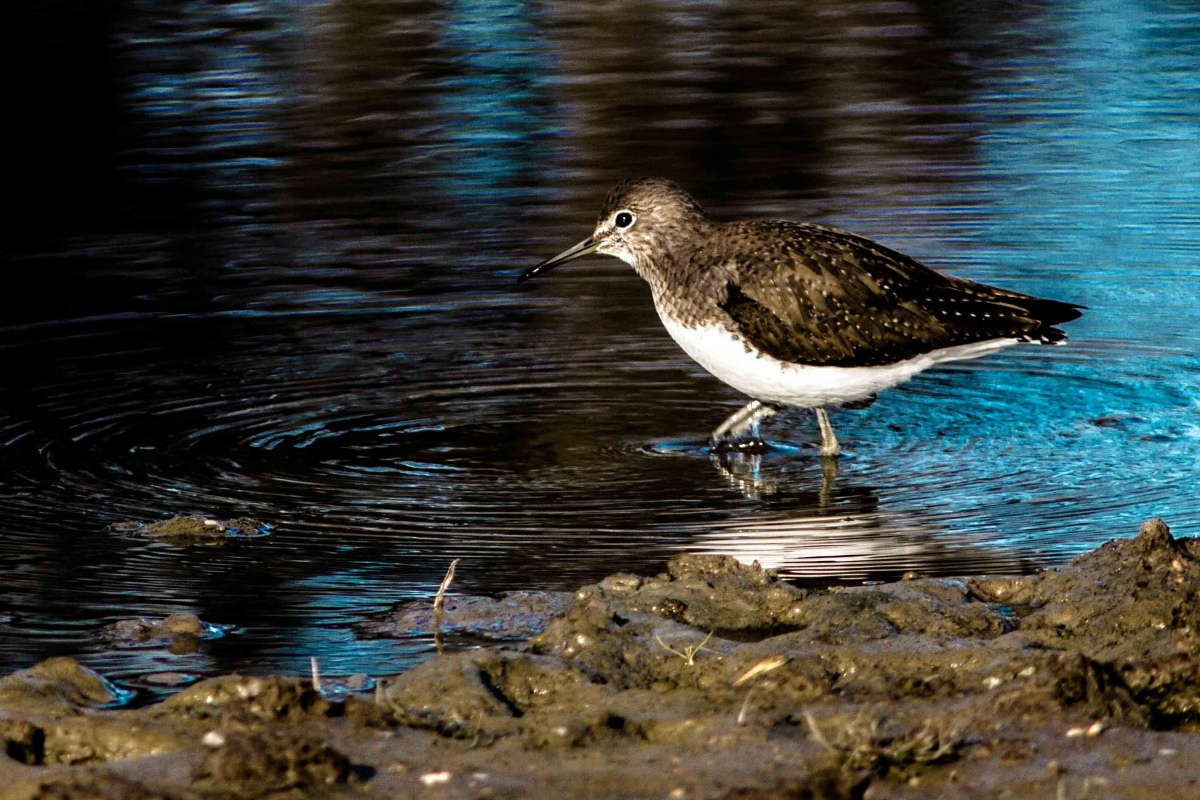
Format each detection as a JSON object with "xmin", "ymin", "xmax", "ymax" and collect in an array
[{"xmin": 3, "ymin": 0, "xmax": 1198, "ymax": 691}]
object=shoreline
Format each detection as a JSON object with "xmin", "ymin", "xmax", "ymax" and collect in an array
[{"xmin": 2, "ymin": 518, "xmax": 1197, "ymax": 799}]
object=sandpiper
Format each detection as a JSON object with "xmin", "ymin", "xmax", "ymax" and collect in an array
[{"xmin": 519, "ymin": 178, "xmax": 1082, "ymax": 456}]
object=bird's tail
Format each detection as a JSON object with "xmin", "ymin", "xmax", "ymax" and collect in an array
[
  {"xmin": 1012, "ymin": 295, "xmax": 1083, "ymax": 345},
  {"xmin": 1018, "ymin": 326, "xmax": 1071, "ymax": 345}
]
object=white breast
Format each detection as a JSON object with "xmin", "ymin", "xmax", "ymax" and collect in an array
[{"xmin": 658, "ymin": 315, "xmax": 1019, "ymax": 408}]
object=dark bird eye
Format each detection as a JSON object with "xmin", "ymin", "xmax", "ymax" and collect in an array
[{"xmin": 614, "ymin": 211, "xmax": 634, "ymax": 228}]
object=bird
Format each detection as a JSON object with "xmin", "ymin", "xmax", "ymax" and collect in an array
[{"xmin": 518, "ymin": 178, "xmax": 1083, "ymax": 457}]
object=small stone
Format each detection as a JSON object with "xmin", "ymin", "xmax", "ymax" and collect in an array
[
  {"xmin": 202, "ymin": 730, "xmax": 226, "ymax": 747},
  {"xmin": 420, "ymin": 771, "xmax": 451, "ymax": 786},
  {"xmin": 599, "ymin": 574, "xmax": 643, "ymax": 593},
  {"xmin": 141, "ymin": 672, "xmax": 193, "ymax": 686},
  {"xmin": 344, "ymin": 673, "xmax": 370, "ymax": 690},
  {"xmin": 1135, "ymin": 518, "xmax": 1175, "ymax": 551}
]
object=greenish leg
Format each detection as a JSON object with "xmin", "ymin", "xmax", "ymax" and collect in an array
[
  {"xmin": 711, "ymin": 400, "xmax": 778, "ymax": 445},
  {"xmin": 815, "ymin": 406, "xmax": 840, "ymax": 457}
]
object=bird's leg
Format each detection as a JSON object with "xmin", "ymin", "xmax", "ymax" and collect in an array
[
  {"xmin": 814, "ymin": 407, "xmax": 840, "ymax": 457},
  {"xmin": 818, "ymin": 452, "xmax": 838, "ymax": 507},
  {"xmin": 710, "ymin": 400, "xmax": 778, "ymax": 449},
  {"xmin": 710, "ymin": 451, "xmax": 778, "ymax": 499}
]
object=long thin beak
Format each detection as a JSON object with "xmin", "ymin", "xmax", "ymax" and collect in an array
[{"xmin": 518, "ymin": 236, "xmax": 599, "ymax": 284}]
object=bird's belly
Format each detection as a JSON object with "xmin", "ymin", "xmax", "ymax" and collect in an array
[{"xmin": 659, "ymin": 318, "xmax": 1018, "ymax": 408}]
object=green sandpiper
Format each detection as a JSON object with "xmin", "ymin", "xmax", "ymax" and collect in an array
[{"xmin": 519, "ymin": 178, "xmax": 1083, "ymax": 456}]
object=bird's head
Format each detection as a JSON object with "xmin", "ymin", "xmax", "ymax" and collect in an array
[{"xmin": 518, "ymin": 178, "xmax": 711, "ymax": 284}]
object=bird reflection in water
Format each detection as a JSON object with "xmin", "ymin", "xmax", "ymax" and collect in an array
[{"xmin": 696, "ymin": 454, "xmax": 1031, "ymax": 583}]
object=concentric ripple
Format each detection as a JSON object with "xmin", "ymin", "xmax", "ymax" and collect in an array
[
  {"xmin": 7, "ymin": 0, "xmax": 1200, "ymax": 690},
  {"xmin": 2, "ymin": 262, "xmax": 1198, "ymax": 687}
]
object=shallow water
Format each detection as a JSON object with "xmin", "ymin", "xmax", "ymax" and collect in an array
[{"xmin": 3, "ymin": 0, "xmax": 1199, "ymax": 690}]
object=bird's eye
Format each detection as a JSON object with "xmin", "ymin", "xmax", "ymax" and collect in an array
[{"xmin": 614, "ymin": 211, "xmax": 635, "ymax": 229}]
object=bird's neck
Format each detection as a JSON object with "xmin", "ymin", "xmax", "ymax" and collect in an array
[
  {"xmin": 640, "ymin": 224, "xmax": 733, "ymax": 329},
  {"xmin": 630, "ymin": 215, "xmax": 717, "ymax": 289}
]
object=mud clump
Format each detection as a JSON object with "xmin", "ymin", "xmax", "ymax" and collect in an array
[
  {"xmin": 577, "ymin": 554, "xmax": 811, "ymax": 634},
  {"xmin": 0, "ymin": 659, "xmax": 185, "ymax": 768},
  {"xmin": 158, "ymin": 675, "xmax": 332, "ymax": 723},
  {"xmin": 355, "ymin": 590, "xmax": 575, "ymax": 642},
  {"xmin": 193, "ymin": 730, "xmax": 355, "ymax": 798},
  {"xmin": 0, "ymin": 658, "xmax": 127, "ymax": 715},
  {"xmin": 27, "ymin": 771, "xmax": 169, "ymax": 800},
  {"xmin": 1, "ymin": 519, "xmax": 1199, "ymax": 799},
  {"xmin": 971, "ymin": 517, "xmax": 1200, "ymax": 728},
  {"xmin": 100, "ymin": 614, "xmax": 221, "ymax": 655},
  {"xmin": 108, "ymin": 515, "xmax": 268, "ymax": 543}
]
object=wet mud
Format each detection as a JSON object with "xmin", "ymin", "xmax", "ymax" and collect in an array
[
  {"xmin": 101, "ymin": 615, "xmax": 224, "ymax": 655},
  {"xmin": 2, "ymin": 519, "xmax": 1200, "ymax": 799},
  {"xmin": 108, "ymin": 516, "xmax": 269, "ymax": 544},
  {"xmin": 356, "ymin": 592, "xmax": 576, "ymax": 643}
]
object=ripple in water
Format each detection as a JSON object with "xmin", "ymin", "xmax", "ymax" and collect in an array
[
  {"xmin": 5, "ymin": 0, "xmax": 1200, "ymax": 689},
  {"xmin": 2, "ymin": 247, "xmax": 1198, "ymax": 688}
]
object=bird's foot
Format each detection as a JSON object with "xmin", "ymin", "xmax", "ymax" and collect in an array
[
  {"xmin": 710, "ymin": 400, "xmax": 782, "ymax": 453},
  {"xmin": 814, "ymin": 407, "xmax": 841, "ymax": 458},
  {"xmin": 710, "ymin": 436, "xmax": 770, "ymax": 456}
]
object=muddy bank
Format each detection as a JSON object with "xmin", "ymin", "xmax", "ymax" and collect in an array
[{"xmin": 2, "ymin": 519, "xmax": 1200, "ymax": 799}]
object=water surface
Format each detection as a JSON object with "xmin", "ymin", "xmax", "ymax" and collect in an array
[{"xmin": 3, "ymin": 0, "xmax": 1199, "ymax": 691}]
